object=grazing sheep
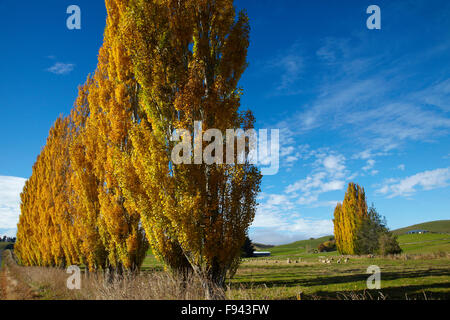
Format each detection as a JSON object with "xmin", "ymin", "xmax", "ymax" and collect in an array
[
  {"xmin": 344, "ymin": 258, "xmax": 349, "ymax": 263},
  {"xmin": 337, "ymin": 259, "xmax": 341, "ymax": 264},
  {"xmin": 287, "ymin": 258, "xmax": 291, "ymax": 264}
]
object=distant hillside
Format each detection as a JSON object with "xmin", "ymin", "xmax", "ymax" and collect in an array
[
  {"xmin": 252, "ymin": 243, "xmax": 275, "ymax": 251},
  {"xmin": 392, "ymin": 220, "xmax": 450, "ymax": 235},
  {"xmin": 263, "ymin": 235, "xmax": 334, "ymax": 256},
  {"xmin": 250, "ymin": 221, "xmax": 450, "ymax": 256}
]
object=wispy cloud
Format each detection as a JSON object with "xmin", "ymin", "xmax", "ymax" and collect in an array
[
  {"xmin": 413, "ymin": 78, "xmax": 450, "ymax": 112},
  {"xmin": 272, "ymin": 35, "xmax": 450, "ymax": 154},
  {"xmin": 46, "ymin": 62, "xmax": 75, "ymax": 75},
  {"xmin": 362, "ymin": 159, "xmax": 378, "ymax": 176},
  {"xmin": 285, "ymin": 151, "xmax": 349, "ymax": 205},
  {"xmin": 377, "ymin": 167, "xmax": 450, "ymax": 198},
  {"xmin": 251, "ymin": 196, "xmax": 333, "ymax": 244},
  {"xmin": 0, "ymin": 176, "xmax": 26, "ymax": 230},
  {"xmin": 264, "ymin": 42, "xmax": 304, "ymax": 96}
]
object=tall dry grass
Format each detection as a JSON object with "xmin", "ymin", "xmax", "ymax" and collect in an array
[{"xmin": 2, "ymin": 250, "xmax": 224, "ymax": 300}]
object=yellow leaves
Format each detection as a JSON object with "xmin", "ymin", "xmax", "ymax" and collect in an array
[
  {"xmin": 17, "ymin": 0, "xmax": 259, "ymax": 284},
  {"xmin": 334, "ymin": 183, "xmax": 368, "ymax": 255}
]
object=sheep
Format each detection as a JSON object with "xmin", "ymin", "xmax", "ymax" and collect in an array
[
  {"xmin": 337, "ymin": 259, "xmax": 341, "ymax": 264},
  {"xmin": 287, "ymin": 258, "xmax": 291, "ymax": 264},
  {"xmin": 344, "ymin": 258, "xmax": 349, "ymax": 263}
]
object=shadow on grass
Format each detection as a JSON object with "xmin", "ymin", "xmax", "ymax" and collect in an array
[
  {"xmin": 234, "ymin": 267, "xmax": 450, "ymax": 289},
  {"xmin": 313, "ymin": 282, "xmax": 450, "ymax": 300}
]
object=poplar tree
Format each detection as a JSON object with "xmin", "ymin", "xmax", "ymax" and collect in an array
[
  {"xmin": 70, "ymin": 0, "xmax": 148, "ymax": 272},
  {"xmin": 119, "ymin": 0, "xmax": 261, "ymax": 293},
  {"xmin": 333, "ymin": 183, "xmax": 368, "ymax": 255}
]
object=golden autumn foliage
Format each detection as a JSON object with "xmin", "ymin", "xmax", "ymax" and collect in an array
[
  {"xmin": 333, "ymin": 183, "xmax": 368, "ymax": 255},
  {"xmin": 117, "ymin": 0, "xmax": 261, "ymax": 290},
  {"xmin": 16, "ymin": 0, "xmax": 261, "ymax": 288}
]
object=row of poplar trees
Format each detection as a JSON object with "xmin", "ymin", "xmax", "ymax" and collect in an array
[{"xmin": 15, "ymin": 0, "xmax": 261, "ymax": 292}]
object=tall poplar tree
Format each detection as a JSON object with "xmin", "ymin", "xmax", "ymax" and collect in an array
[
  {"xmin": 333, "ymin": 183, "xmax": 368, "ymax": 255},
  {"xmin": 118, "ymin": 0, "xmax": 261, "ymax": 293}
]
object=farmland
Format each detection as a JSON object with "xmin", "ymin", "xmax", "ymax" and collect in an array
[
  {"xmin": 1, "ymin": 229, "xmax": 450, "ymax": 300},
  {"xmin": 135, "ymin": 232, "xmax": 450, "ymax": 300}
]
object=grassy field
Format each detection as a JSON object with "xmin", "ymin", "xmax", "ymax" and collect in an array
[
  {"xmin": 392, "ymin": 220, "xmax": 450, "ymax": 235},
  {"xmin": 3, "ymin": 224, "xmax": 450, "ymax": 300},
  {"xmin": 140, "ymin": 233, "xmax": 450, "ymax": 299},
  {"xmin": 0, "ymin": 242, "xmax": 12, "ymax": 251}
]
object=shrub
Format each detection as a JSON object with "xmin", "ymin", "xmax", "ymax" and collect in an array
[
  {"xmin": 378, "ymin": 233, "xmax": 402, "ymax": 255},
  {"xmin": 318, "ymin": 240, "xmax": 336, "ymax": 252}
]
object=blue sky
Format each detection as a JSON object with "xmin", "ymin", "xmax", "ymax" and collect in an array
[{"xmin": 0, "ymin": 0, "xmax": 449, "ymax": 243}]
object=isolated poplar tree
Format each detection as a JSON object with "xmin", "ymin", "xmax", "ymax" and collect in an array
[{"xmin": 333, "ymin": 183, "xmax": 368, "ymax": 255}]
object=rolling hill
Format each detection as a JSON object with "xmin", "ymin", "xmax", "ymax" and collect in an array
[
  {"xmin": 392, "ymin": 220, "xmax": 450, "ymax": 235},
  {"xmin": 253, "ymin": 220, "xmax": 450, "ymax": 256}
]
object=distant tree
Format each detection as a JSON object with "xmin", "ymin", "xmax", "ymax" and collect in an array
[
  {"xmin": 354, "ymin": 205, "xmax": 386, "ymax": 255},
  {"xmin": 318, "ymin": 240, "xmax": 336, "ymax": 252},
  {"xmin": 378, "ymin": 233, "xmax": 402, "ymax": 255},
  {"xmin": 354, "ymin": 205, "xmax": 402, "ymax": 255},
  {"xmin": 241, "ymin": 236, "xmax": 254, "ymax": 258},
  {"xmin": 333, "ymin": 183, "xmax": 368, "ymax": 255}
]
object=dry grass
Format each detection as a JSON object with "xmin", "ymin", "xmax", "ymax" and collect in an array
[
  {"xmin": 383, "ymin": 251, "xmax": 450, "ymax": 260},
  {"xmin": 3, "ymin": 250, "xmax": 448, "ymax": 300},
  {"xmin": 2, "ymin": 250, "xmax": 224, "ymax": 300}
]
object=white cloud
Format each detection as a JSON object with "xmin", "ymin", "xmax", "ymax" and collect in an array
[
  {"xmin": 274, "ymin": 54, "xmax": 303, "ymax": 93},
  {"xmin": 398, "ymin": 164, "xmax": 405, "ymax": 171},
  {"xmin": 377, "ymin": 167, "xmax": 450, "ymax": 198},
  {"xmin": 0, "ymin": 176, "xmax": 26, "ymax": 230},
  {"xmin": 322, "ymin": 154, "xmax": 346, "ymax": 175},
  {"xmin": 264, "ymin": 41, "xmax": 304, "ymax": 96},
  {"xmin": 321, "ymin": 180, "xmax": 345, "ymax": 192},
  {"xmin": 285, "ymin": 151, "xmax": 348, "ymax": 206},
  {"xmin": 414, "ymin": 78, "xmax": 450, "ymax": 112},
  {"xmin": 250, "ymin": 198, "xmax": 333, "ymax": 245},
  {"xmin": 316, "ymin": 38, "xmax": 351, "ymax": 64},
  {"xmin": 276, "ymin": 36, "xmax": 450, "ymax": 155},
  {"xmin": 250, "ymin": 218, "xmax": 333, "ymax": 245},
  {"xmin": 46, "ymin": 62, "xmax": 75, "ymax": 75},
  {"xmin": 0, "ymin": 228, "xmax": 17, "ymax": 238},
  {"xmin": 265, "ymin": 194, "xmax": 289, "ymax": 206},
  {"xmin": 362, "ymin": 159, "xmax": 375, "ymax": 171}
]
